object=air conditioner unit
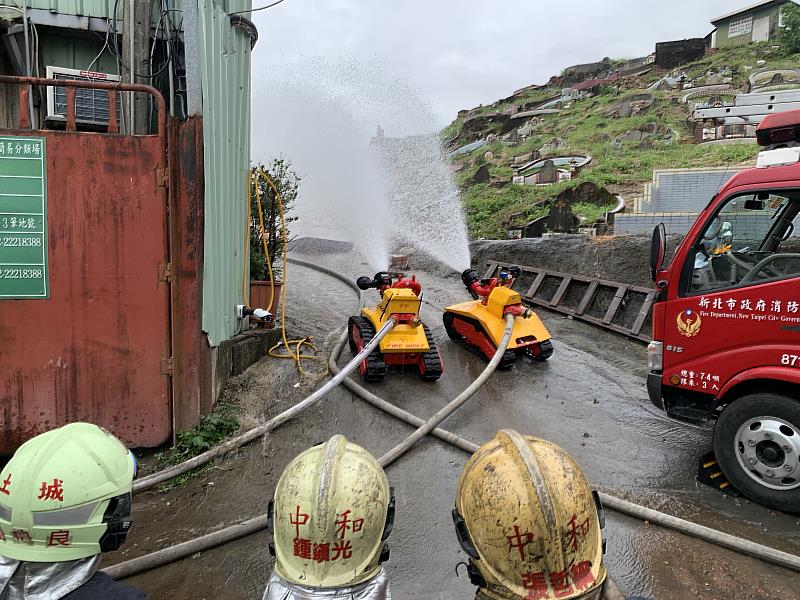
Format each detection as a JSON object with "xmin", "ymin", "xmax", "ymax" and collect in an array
[{"xmin": 45, "ymin": 66, "xmax": 121, "ymax": 127}]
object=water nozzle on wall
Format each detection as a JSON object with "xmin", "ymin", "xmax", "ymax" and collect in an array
[{"xmin": 236, "ymin": 304, "xmax": 274, "ymax": 323}]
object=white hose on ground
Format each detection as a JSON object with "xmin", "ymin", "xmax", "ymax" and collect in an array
[
  {"xmin": 102, "ymin": 515, "xmax": 268, "ymax": 580},
  {"xmin": 133, "ymin": 317, "xmax": 396, "ymax": 493},
  {"xmin": 378, "ymin": 313, "xmax": 515, "ymax": 467},
  {"xmin": 104, "ymin": 258, "xmax": 800, "ymax": 580}
]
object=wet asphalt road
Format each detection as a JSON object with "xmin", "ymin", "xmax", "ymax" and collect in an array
[{"xmin": 119, "ymin": 251, "xmax": 800, "ymax": 600}]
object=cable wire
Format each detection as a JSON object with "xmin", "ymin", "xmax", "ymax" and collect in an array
[{"xmin": 227, "ymin": 0, "xmax": 286, "ymax": 16}]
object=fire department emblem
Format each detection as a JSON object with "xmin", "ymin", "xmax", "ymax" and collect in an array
[{"xmin": 677, "ymin": 309, "xmax": 702, "ymax": 338}]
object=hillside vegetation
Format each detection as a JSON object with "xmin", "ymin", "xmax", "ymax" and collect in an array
[{"xmin": 446, "ymin": 43, "xmax": 800, "ymax": 239}]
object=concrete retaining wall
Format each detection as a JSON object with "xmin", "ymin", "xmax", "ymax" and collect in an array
[{"xmin": 640, "ymin": 168, "xmax": 744, "ymax": 213}]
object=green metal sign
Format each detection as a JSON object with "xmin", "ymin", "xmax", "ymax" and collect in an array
[{"xmin": 0, "ymin": 136, "xmax": 47, "ymax": 299}]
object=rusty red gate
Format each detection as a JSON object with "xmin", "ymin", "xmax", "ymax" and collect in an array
[{"xmin": 0, "ymin": 77, "xmax": 173, "ymax": 452}]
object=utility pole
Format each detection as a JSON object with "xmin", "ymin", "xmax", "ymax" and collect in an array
[{"xmin": 122, "ymin": 0, "xmax": 150, "ymax": 133}]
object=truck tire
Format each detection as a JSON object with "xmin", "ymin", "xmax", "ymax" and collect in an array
[{"xmin": 713, "ymin": 392, "xmax": 800, "ymax": 512}]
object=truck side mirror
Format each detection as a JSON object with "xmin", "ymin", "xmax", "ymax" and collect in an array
[{"xmin": 650, "ymin": 223, "xmax": 666, "ymax": 281}]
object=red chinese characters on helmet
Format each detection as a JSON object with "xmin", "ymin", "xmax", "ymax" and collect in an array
[
  {"xmin": 522, "ymin": 571, "xmax": 548, "ymax": 600},
  {"xmin": 37, "ymin": 479, "xmax": 64, "ymax": 502},
  {"xmin": 335, "ymin": 510, "xmax": 364, "ymax": 540},
  {"xmin": 570, "ymin": 561, "xmax": 596, "ymax": 591},
  {"xmin": 563, "ymin": 513, "xmax": 591, "ymax": 553},
  {"xmin": 47, "ymin": 530, "xmax": 71, "ymax": 547},
  {"xmin": 0, "ymin": 474, "xmax": 11, "ymax": 496},
  {"xmin": 521, "ymin": 561, "xmax": 595, "ymax": 599},
  {"xmin": 290, "ymin": 506, "xmax": 363, "ymax": 563},
  {"xmin": 11, "ymin": 530, "xmax": 32, "ymax": 544},
  {"xmin": 507, "ymin": 525, "xmax": 534, "ymax": 560},
  {"xmin": 293, "ymin": 537, "xmax": 312, "ymax": 560}
]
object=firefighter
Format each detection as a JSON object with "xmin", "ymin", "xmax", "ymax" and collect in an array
[
  {"xmin": 0, "ymin": 422, "xmax": 144, "ymax": 599},
  {"xmin": 453, "ymin": 429, "xmax": 637, "ymax": 600},
  {"xmin": 263, "ymin": 434, "xmax": 395, "ymax": 600}
]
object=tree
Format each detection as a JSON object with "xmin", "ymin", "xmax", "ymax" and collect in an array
[
  {"xmin": 779, "ymin": 2, "xmax": 800, "ymax": 55},
  {"xmin": 249, "ymin": 158, "xmax": 301, "ymax": 280}
]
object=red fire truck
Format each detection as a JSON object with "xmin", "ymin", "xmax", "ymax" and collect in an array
[{"xmin": 648, "ymin": 110, "xmax": 800, "ymax": 512}]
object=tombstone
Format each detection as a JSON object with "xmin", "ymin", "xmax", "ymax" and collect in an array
[
  {"xmin": 547, "ymin": 198, "xmax": 577, "ymax": 233},
  {"xmin": 619, "ymin": 129, "xmax": 643, "ymax": 142},
  {"xmin": 538, "ymin": 160, "xmax": 559, "ymax": 184},
  {"xmin": 513, "ymin": 152, "xmax": 531, "ymax": 165},
  {"xmin": 508, "ymin": 130, "xmax": 519, "ymax": 144},
  {"xmin": 705, "ymin": 73, "xmax": 721, "ymax": 85},
  {"xmin": 472, "ymin": 164, "xmax": 491, "ymax": 184},
  {"xmin": 618, "ymin": 102, "xmax": 632, "ymax": 118},
  {"xmin": 522, "ymin": 216, "xmax": 548, "ymax": 238},
  {"xmin": 518, "ymin": 122, "xmax": 534, "ymax": 137}
]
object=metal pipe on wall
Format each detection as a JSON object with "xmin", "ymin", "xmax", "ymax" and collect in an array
[
  {"xmin": 128, "ymin": 0, "xmax": 134, "ymax": 131},
  {"xmin": 21, "ymin": 0, "xmax": 34, "ymax": 128}
]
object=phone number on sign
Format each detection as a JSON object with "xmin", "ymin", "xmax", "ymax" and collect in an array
[
  {"xmin": 0, "ymin": 268, "xmax": 42, "ymax": 279},
  {"xmin": 1, "ymin": 237, "xmax": 42, "ymax": 247}
]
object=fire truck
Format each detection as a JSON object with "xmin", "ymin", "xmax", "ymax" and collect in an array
[{"xmin": 648, "ymin": 110, "xmax": 800, "ymax": 512}]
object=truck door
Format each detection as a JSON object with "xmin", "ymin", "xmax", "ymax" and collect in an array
[{"xmin": 661, "ymin": 189, "xmax": 800, "ymax": 409}]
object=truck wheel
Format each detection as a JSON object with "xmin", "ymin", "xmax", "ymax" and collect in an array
[{"xmin": 713, "ymin": 393, "xmax": 800, "ymax": 512}]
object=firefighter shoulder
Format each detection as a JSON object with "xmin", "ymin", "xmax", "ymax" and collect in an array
[
  {"xmin": 0, "ymin": 422, "xmax": 143, "ymax": 600},
  {"xmin": 453, "ymin": 429, "xmax": 620, "ymax": 600},
  {"xmin": 263, "ymin": 434, "xmax": 395, "ymax": 600}
]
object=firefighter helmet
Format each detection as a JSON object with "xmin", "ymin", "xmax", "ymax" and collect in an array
[
  {"xmin": 0, "ymin": 422, "xmax": 136, "ymax": 563},
  {"xmin": 453, "ymin": 430, "xmax": 606, "ymax": 600},
  {"xmin": 270, "ymin": 435, "xmax": 394, "ymax": 588}
]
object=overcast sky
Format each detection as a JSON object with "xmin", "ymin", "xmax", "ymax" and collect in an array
[{"xmin": 252, "ymin": 0, "xmax": 743, "ymax": 130}]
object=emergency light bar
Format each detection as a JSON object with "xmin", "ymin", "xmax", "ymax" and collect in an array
[{"xmin": 756, "ymin": 109, "xmax": 800, "ymax": 147}]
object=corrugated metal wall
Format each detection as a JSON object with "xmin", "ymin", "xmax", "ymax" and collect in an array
[
  {"xmin": 198, "ymin": 0, "xmax": 251, "ymax": 345},
  {"xmin": 24, "ymin": 0, "xmax": 183, "ymax": 27},
  {"xmin": 24, "ymin": 0, "xmax": 118, "ymax": 18},
  {"xmin": 21, "ymin": 0, "xmax": 252, "ymax": 346},
  {"xmin": 38, "ymin": 34, "xmax": 119, "ymax": 74}
]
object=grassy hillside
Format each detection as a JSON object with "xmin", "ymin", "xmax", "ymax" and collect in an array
[{"xmin": 446, "ymin": 43, "xmax": 800, "ymax": 239}]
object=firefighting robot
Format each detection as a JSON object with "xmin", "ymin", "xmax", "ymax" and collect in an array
[
  {"xmin": 0, "ymin": 423, "xmax": 143, "ymax": 600},
  {"xmin": 453, "ymin": 430, "xmax": 633, "ymax": 600},
  {"xmin": 263, "ymin": 435, "xmax": 395, "ymax": 600}
]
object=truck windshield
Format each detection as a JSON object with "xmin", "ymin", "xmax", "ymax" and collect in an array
[{"xmin": 687, "ymin": 190, "xmax": 800, "ymax": 294}]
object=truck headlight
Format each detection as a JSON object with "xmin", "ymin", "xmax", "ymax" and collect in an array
[{"xmin": 647, "ymin": 341, "xmax": 663, "ymax": 371}]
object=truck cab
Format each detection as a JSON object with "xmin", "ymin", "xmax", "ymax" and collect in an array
[{"xmin": 648, "ymin": 110, "xmax": 800, "ymax": 512}]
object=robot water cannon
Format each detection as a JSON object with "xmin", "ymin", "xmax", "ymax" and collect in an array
[
  {"xmin": 356, "ymin": 272, "xmax": 422, "ymax": 297},
  {"xmin": 348, "ymin": 272, "xmax": 442, "ymax": 382},
  {"xmin": 445, "ymin": 265, "xmax": 553, "ymax": 369},
  {"xmin": 461, "ymin": 266, "xmax": 522, "ymax": 302}
]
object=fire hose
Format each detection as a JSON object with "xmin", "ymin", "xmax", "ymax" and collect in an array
[
  {"xmin": 132, "ymin": 316, "xmax": 396, "ymax": 493},
  {"xmin": 106, "ymin": 258, "xmax": 800, "ymax": 580}
]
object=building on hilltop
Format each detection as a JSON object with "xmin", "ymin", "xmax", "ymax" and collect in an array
[{"xmin": 709, "ymin": 0, "xmax": 793, "ymax": 48}]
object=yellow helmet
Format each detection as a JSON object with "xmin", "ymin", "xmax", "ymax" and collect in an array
[
  {"xmin": 269, "ymin": 435, "xmax": 395, "ymax": 588},
  {"xmin": 453, "ymin": 430, "xmax": 607, "ymax": 600}
]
